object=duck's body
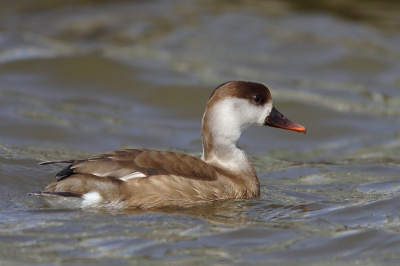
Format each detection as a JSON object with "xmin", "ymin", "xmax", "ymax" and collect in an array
[{"xmin": 31, "ymin": 81, "xmax": 306, "ymax": 209}]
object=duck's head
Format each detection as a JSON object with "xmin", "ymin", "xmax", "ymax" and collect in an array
[{"xmin": 204, "ymin": 81, "xmax": 306, "ymax": 136}]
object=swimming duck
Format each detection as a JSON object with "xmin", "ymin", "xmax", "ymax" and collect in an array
[{"xmin": 30, "ymin": 81, "xmax": 306, "ymax": 209}]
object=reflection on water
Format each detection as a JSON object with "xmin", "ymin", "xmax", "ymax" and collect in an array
[{"xmin": 1, "ymin": 0, "xmax": 400, "ymax": 265}]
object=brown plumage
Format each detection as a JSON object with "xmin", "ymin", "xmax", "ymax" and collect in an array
[{"xmin": 31, "ymin": 81, "xmax": 306, "ymax": 209}]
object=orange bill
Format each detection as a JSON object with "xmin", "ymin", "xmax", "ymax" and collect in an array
[{"xmin": 264, "ymin": 107, "xmax": 306, "ymax": 133}]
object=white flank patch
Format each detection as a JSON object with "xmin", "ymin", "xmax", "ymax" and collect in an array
[
  {"xmin": 82, "ymin": 191, "xmax": 103, "ymax": 207},
  {"xmin": 119, "ymin": 172, "xmax": 146, "ymax": 181}
]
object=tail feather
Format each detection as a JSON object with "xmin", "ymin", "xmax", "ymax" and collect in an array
[
  {"xmin": 39, "ymin": 160, "xmax": 85, "ymax": 181},
  {"xmin": 29, "ymin": 191, "xmax": 84, "ymax": 209},
  {"xmin": 28, "ymin": 191, "xmax": 81, "ymax": 198},
  {"xmin": 39, "ymin": 160, "xmax": 76, "ymax": 165}
]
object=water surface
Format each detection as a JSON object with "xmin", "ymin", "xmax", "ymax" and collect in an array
[{"xmin": 1, "ymin": 0, "xmax": 400, "ymax": 265}]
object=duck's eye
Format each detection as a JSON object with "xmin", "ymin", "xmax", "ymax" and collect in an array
[{"xmin": 252, "ymin": 95, "xmax": 262, "ymax": 104}]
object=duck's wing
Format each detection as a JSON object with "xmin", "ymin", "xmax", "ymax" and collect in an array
[
  {"xmin": 32, "ymin": 149, "xmax": 221, "ymax": 209},
  {"xmin": 40, "ymin": 149, "xmax": 218, "ymax": 182}
]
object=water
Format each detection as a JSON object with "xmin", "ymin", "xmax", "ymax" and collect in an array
[{"xmin": 1, "ymin": 0, "xmax": 400, "ymax": 265}]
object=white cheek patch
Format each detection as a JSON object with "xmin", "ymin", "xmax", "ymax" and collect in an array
[
  {"xmin": 82, "ymin": 191, "xmax": 103, "ymax": 207},
  {"xmin": 119, "ymin": 172, "xmax": 146, "ymax": 181},
  {"xmin": 260, "ymin": 101, "xmax": 273, "ymax": 125},
  {"xmin": 209, "ymin": 97, "xmax": 274, "ymax": 136}
]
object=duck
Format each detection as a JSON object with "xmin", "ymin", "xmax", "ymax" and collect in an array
[{"xmin": 30, "ymin": 81, "xmax": 306, "ymax": 209}]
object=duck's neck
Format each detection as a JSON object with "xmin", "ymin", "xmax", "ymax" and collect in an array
[{"xmin": 201, "ymin": 107, "xmax": 255, "ymax": 176}]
